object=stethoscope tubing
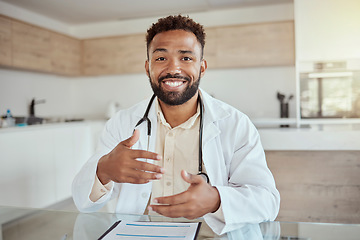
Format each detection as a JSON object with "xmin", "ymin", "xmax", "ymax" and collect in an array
[{"xmin": 134, "ymin": 94, "xmax": 209, "ymax": 183}]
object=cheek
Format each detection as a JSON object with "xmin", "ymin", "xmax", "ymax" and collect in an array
[
  {"xmin": 189, "ymin": 66, "xmax": 201, "ymax": 79},
  {"xmin": 149, "ymin": 63, "xmax": 161, "ymax": 76}
]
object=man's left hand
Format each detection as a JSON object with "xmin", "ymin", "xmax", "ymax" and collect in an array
[{"xmin": 149, "ymin": 170, "xmax": 221, "ymax": 219}]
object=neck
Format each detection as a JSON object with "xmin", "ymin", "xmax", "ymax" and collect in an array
[{"xmin": 158, "ymin": 92, "xmax": 199, "ymax": 128}]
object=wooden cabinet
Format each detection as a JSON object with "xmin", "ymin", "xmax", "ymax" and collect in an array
[
  {"xmin": 84, "ymin": 21, "xmax": 295, "ymax": 75},
  {"xmin": 204, "ymin": 21, "xmax": 295, "ymax": 69},
  {"xmin": 83, "ymin": 34, "xmax": 146, "ymax": 76},
  {"xmin": 0, "ymin": 14, "xmax": 294, "ymax": 76},
  {"xmin": 266, "ymin": 150, "xmax": 360, "ymax": 224},
  {"xmin": 12, "ymin": 20, "xmax": 52, "ymax": 72},
  {"xmin": 0, "ymin": 15, "xmax": 81, "ymax": 76},
  {"xmin": 51, "ymin": 33, "xmax": 81, "ymax": 76},
  {"xmin": 0, "ymin": 16, "xmax": 12, "ymax": 66}
]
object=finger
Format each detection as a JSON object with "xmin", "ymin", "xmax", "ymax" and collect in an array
[
  {"xmin": 128, "ymin": 167, "xmax": 163, "ymax": 181},
  {"xmin": 130, "ymin": 149, "xmax": 162, "ymax": 161},
  {"xmin": 115, "ymin": 169, "xmax": 162, "ymax": 184},
  {"xmin": 153, "ymin": 191, "xmax": 187, "ymax": 206},
  {"xmin": 132, "ymin": 160, "xmax": 165, "ymax": 174},
  {"xmin": 150, "ymin": 203, "xmax": 197, "ymax": 219},
  {"xmin": 181, "ymin": 170, "xmax": 203, "ymax": 185},
  {"xmin": 122, "ymin": 129, "xmax": 140, "ymax": 148}
]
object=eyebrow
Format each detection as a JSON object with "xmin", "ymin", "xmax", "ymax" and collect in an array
[
  {"xmin": 152, "ymin": 48, "xmax": 194, "ymax": 55},
  {"xmin": 152, "ymin": 48, "xmax": 167, "ymax": 54},
  {"xmin": 179, "ymin": 50, "xmax": 194, "ymax": 55}
]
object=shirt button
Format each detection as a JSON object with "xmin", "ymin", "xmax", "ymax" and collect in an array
[
  {"xmin": 166, "ymin": 182, "xmax": 171, "ymax": 186},
  {"xmin": 100, "ymin": 189, "xmax": 106, "ymax": 193},
  {"xmin": 141, "ymin": 193, "xmax": 147, "ymax": 198},
  {"xmin": 168, "ymin": 132, "xmax": 173, "ymax": 137}
]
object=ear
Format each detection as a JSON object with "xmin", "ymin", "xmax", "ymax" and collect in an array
[
  {"xmin": 145, "ymin": 60, "xmax": 150, "ymax": 77},
  {"xmin": 200, "ymin": 59, "xmax": 207, "ymax": 78}
]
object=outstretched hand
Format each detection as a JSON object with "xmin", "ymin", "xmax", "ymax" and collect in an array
[
  {"xmin": 97, "ymin": 129, "xmax": 164, "ymax": 185},
  {"xmin": 149, "ymin": 170, "xmax": 221, "ymax": 219}
]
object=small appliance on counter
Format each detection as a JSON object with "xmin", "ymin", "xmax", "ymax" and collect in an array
[{"xmin": 277, "ymin": 91, "xmax": 293, "ymax": 127}]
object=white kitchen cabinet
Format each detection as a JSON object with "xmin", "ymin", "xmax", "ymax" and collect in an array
[
  {"xmin": 294, "ymin": 0, "xmax": 360, "ymax": 61},
  {"xmin": 0, "ymin": 129, "xmax": 55, "ymax": 208},
  {"xmin": 53, "ymin": 126, "xmax": 93, "ymax": 203},
  {"xmin": 0, "ymin": 122, "xmax": 102, "ymax": 208}
]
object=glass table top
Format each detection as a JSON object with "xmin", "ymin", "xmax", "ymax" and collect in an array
[{"xmin": 1, "ymin": 205, "xmax": 360, "ymax": 240}]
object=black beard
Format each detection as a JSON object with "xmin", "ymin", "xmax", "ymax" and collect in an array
[{"xmin": 149, "ymin": 72, "xmax": 201, "ymax": 106}]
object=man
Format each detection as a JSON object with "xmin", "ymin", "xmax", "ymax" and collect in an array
[{"xmin": 72, "ymin": 15, "xmax": 280, "ymax": 235}]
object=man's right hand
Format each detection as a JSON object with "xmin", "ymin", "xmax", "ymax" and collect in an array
[{"xmin": 96, "ymin": 129, "xmax": 163, "ymax": 185}]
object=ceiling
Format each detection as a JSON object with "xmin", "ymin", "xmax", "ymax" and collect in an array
[{"xmin": 1, "ymin": 0, "xmax": 292, "ymax": 24}]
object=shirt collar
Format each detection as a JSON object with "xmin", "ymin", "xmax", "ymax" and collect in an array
[{"xmin": 155, "ymin": 98, "xmax": 200, "ymax": 130}]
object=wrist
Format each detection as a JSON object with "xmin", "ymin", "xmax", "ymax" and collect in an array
[
  {"xmin": 211, "ymin": 187, "xmax": 221, "ymax": 213},
  {"xmin": 97, "ymin": 155, "xmax": 111, "ymax": 185}
]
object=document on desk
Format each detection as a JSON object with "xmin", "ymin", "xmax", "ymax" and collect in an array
[{"xmin": 98, "ymin": 221, "xmax": 201, "ymax": 240}]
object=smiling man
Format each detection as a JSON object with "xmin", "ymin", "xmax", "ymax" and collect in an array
[{"xmin": 72, "ymin": 15, "xmax": 280, "ymax": 235}]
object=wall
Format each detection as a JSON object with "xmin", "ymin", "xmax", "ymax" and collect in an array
[
  {"xmin": 71, "ymin": 66, "xmax": 296, "ymax": 119},
  {"xmin": 294, "ymin": 0, "xmax": 360, "ymax": 61},
  {"xmin": 0, "ymin": 3, "xmax": 296, "ymax": 121},
  {"xmin": 0, "ymin": 69, "xmax": 75, "ymax": 118},
  {"xmin": 0, "ymin": 66, "xmax": 295, "ymax": 120}
]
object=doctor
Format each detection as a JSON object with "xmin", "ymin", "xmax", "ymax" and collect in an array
[{"xmin": 72, "ymin": 15, "xmax": 280, "ymax": 235}]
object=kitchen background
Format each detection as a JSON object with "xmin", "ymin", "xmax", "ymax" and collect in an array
[
  {"xmin": 0, "ymin": 1, "xmax": 296, "ymax": 122},
  {"xmin": 1, "ymin": 0, "xmax": 360, "ymax": 232}
]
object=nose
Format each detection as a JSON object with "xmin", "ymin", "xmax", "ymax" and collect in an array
[{"xmin": 167, "ymin": 58, "xmax": 181, "ymax": 74}]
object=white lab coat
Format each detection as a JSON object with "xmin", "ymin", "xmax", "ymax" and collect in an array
[{"xmin": 72, "ymin": 89, "xmax": 280, "ymax": 235}]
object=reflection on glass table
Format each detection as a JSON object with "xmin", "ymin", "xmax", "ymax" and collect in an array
[{"xmin": 1, "ymin": 205, "xmax": 360, "ymax": 240}]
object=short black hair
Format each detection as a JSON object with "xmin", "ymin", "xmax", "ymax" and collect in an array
[{"xmin": 146, "ymin": 15, "xmax": 206, "ymax": 58}]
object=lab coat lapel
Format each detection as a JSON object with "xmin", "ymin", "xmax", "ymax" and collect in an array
[
  {"xmin": 200, "ymin": 89, "xmax": 230, "ymax": 185},
  {"xmin": 133, "ymin": 96, "xmax": 157, "ymax": 153},
  {"xmin": 200, "ymin": 89, "xmax": 229, "ymax": 146}
]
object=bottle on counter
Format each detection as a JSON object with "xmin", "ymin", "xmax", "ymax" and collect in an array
[{"xmin": 4, "ymin": 109, "xmax": 16, "ymax": 127}]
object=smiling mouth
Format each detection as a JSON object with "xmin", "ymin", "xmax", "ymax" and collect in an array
[{"xmin": 163, "ymin": 80, "xmax": 186, "ymax": 87}]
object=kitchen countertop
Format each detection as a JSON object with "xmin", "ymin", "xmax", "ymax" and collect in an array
[
  {"xmin": 0, "ymin": 120, "xmax": 106, "ymax": 133},
  {"xmin": 1, "ymin": 119, "xmax": 359, "ymax": 151},
  {"xmin": 258, "ymin": 124, "xmax": 360, "ymax": 151}
]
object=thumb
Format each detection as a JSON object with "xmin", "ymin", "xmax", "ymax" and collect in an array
[
  {"xmin": 122, "ymin": 129, "xmax": 140, "ymax": 148},
  {"xmin": 181, "ymin": 170, "xmax": 203, "ymax": 185}
]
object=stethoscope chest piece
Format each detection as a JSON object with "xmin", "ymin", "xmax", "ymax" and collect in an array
[{"xmin": 198, "ymin": 172, "xmax": 209, "ymax": 183}]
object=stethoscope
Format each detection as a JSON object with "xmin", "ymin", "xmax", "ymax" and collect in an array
[{"xmin": 134, "ymin": 94, "xmax": 209, "ymax": 183}]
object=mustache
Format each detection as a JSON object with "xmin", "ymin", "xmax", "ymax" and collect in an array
[{"xmin": 158, "ymin": 73, "xmax": 190, "ymax": 82}]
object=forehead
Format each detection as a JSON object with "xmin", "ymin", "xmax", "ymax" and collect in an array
[{"xmin": 149, "ymin": 30, "xmax": 201, "ymax": 54}]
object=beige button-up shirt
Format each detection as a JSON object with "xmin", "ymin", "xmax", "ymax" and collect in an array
[
  {"xmin": 150, "ymin": 99, "xmax": 201, "ymax": 204},
  {"xmin": 90, "ymin": 98, "xmax": 223, "ymax": 220},
  {"xmin": 90, "ymin": 99, "xmax": 201, "ymax": 202}
]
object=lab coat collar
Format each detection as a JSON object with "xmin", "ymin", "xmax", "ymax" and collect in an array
[
  {"xmin": 199, "ymin": 88, "xmax": 230, "ymax": 126},
  {"xmin": 133, "ymin": 89, "xmax": 230, "ymax": 151},
  {"xmin": 199, "ymin": 88, "xmax": 230, "ymax": 144}
]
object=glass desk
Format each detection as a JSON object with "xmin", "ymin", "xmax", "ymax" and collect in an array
[{"xmin": 1, "ymin": 205, "xmax": 360, "ymax": 240}]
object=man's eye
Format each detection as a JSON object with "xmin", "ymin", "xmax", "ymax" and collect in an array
[
  {"xmin": 182, "ymin": 57, "xmax": 192, "ymax": 61},
  {"xmin": 156, "ymin": 57, "xmax": 166, "ymax": 61}
]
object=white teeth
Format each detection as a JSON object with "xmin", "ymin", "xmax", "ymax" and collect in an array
[{"xmin": 164, "ymin": 81, "xmax": 183, "ymax": 87}]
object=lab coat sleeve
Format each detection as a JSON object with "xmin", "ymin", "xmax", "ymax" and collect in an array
[
  {"xmin": 72, "ymin": 116, "xmax": 124, "ymax": 213},
  {"xmin": 204, "ymin": 115, "xmax": 280, "ymax": 235}
]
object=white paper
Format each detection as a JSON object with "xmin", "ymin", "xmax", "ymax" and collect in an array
[{"xmin": 101, "ymin": 221, "xmax": 200, "ymax": 240}]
